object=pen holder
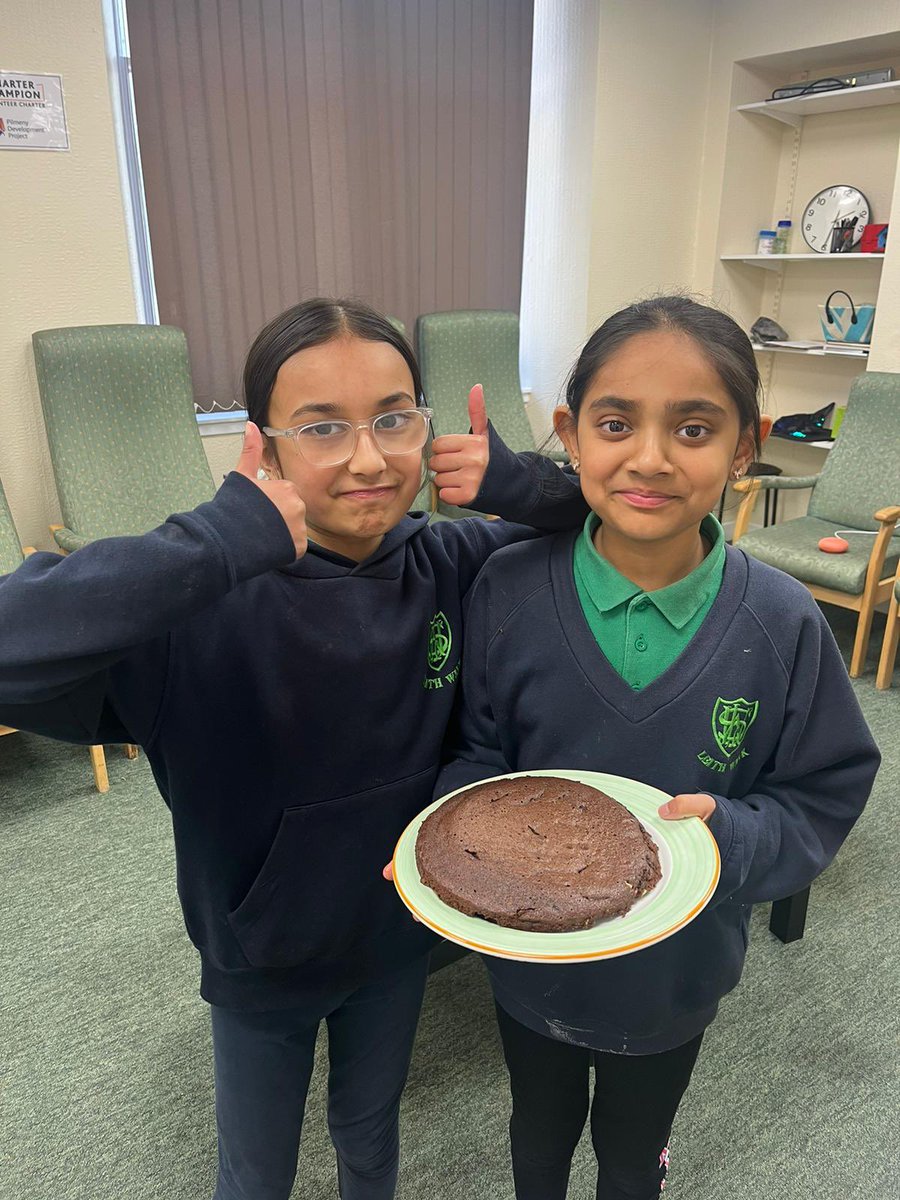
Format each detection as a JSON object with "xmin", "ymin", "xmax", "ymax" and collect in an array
[
  {"xmin": 818, "ymin": 291, "xmax": 875, "ymax": 344},
  {"xmin": 830, "ymin": 225, "xmax": 856, "ymax": 253}
]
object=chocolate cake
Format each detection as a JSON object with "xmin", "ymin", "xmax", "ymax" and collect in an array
[{"xmin": 416, "ymin": 776, "xmax": 661, "ymax": 933}]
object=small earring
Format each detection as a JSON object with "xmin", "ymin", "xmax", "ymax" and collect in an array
[{"xmin": 732, "ymin": 466, "xmax": 744, "ymax": 480}]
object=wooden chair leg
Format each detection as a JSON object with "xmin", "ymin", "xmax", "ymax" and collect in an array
[
  {"xmin": 124, "ymin": 744, "xmax": 139, "ymax": 760},
  {"xmin": 876, "ymin": 599, "xmax": 900, "ymax": 689},
  {"xmin": 850, "ymin": 594, "xmax": 877, "ymax": 678},
  {"xmin": 89, "ymin": 745, "xmax": 110, "ymax": 794},
  {"xmin": 855, "ymin": 509, "xmax": 900, "ymax": 678},
  {"xmin": 770, "ymin": 887, "xmax": 810, "ymax": 943}
]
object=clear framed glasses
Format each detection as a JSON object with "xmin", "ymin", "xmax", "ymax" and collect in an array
[{"xmin": 263, "ymin": 407, "xmax": 433, "ymax": 468}]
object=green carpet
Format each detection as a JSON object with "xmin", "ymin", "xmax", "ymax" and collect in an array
[{"xmin": 0, "ymin": 605, "xmax": 896, "ymax": 1199}]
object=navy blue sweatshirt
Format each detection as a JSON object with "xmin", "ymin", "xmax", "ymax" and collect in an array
[
  {"xmin": 0, "ymin": 432, "xmax": 586, "ymax": 1009},
  {"xmin": 437, "ymin": 532, "xmax": 880, "ymax": 1054}
]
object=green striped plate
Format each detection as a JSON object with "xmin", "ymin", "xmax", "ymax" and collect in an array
[{"xmin": 392, "ymin": 770, "xmax": 720, "ymax": 962}]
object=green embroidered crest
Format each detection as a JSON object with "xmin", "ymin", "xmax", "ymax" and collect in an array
[
  {"xmin": 427, "ymin": 611, "xmax": 452, "ymax": 673},
  {"xmin": 712, "ymin": 696, "xmax": 758, "ymax": 758}
]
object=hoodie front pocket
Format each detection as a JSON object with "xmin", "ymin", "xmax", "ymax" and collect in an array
[{"xmin": 228, "ymin": 767, "xmax": 436, "ymax": 970}]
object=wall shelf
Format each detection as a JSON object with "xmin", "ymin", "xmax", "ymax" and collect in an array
[
  {"xmin": 736, "ymin": 79, "xmax": 900, "ymax": 128},
  {"xmin": 751, "ymin": 341, "xmax": 869, "ymax": 359},
  {"xmin": 721, "ymin": 253, "xmax": 884, "ymax": 272},
  {"xmin": 769, "ymin": 434, "xmax": 834, "ymax": 451}
]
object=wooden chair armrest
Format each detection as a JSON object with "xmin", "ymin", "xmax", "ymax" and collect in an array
[
  {"xmin": 734, "ymin": 474, "xmax": 819, "ymax": 493},
  {"xmin": 22, "ymin": 546, "xmax": 37, "ymax": 557},
  {"xmin": 731, "ymin": 478, "xmax": 760, "ymax": 542},
  {"xmin": 48, "ymin": 525, "xmax": 87, "ymax": 554},
  {"xmin": 864, "ymin": 510, "xmax": 900, "ymax": 596}
]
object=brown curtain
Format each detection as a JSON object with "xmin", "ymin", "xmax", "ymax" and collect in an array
[{"xmin": 127, "ymin": 0, "xmax": 534, "ymax": 413}]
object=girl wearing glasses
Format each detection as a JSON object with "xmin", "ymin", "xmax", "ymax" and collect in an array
[{"xmin": 0, "ymin": 298, "xmax": 586, "ymax": 1200}]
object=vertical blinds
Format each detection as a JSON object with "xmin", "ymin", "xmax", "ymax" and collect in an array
[{"xmin": 127, "ymin": 0, "xmax": 533, "ymax": 412}]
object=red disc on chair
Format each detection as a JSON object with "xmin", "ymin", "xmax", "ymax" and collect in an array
[{"xmin": 818, "ymin": 536, "xmax": 849, "ymax": 554}]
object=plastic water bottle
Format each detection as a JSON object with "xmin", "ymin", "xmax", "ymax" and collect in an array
[{"xmin": 775, "ymin": 220, "xmax": 792, "ymax": 254}]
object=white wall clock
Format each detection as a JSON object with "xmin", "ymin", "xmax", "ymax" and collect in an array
[{"xmin": 802, "ymin": 185, "xmax": 870, "ymax": 253}]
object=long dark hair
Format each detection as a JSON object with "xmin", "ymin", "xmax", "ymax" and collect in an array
[
  {"xmin": 564, "ymin": 296, "xmax": 762, "ymax": 453},
  {"xmin": 243, "ymin": 297, "xmax": 423, "ymax": 428}
]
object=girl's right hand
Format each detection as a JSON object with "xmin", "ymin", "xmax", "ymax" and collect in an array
[
  {"xmin": 235, "ymin": 422, "xmax": 308, "ymax": 559},
  {"xmin": 382, "ymin": 861, "xmax": 420, "ymax": 920}
]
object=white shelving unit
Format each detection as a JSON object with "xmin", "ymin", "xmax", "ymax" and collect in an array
[
  {"xmin": 715, "ymin": 50, "xmax": 900, "ymax": 527},
  {"xmin": 721, "ymin": 252, "xmax": 884, "ymax": 273},
  {"xmin": 750, "ymin": 342, "xmax": 870, "ymax": 358},
  {"xmin": 736, "ymin": 79, "xmax": 900, "ymax": 127},
  {"xmin": 770, "ymin": 437, "xmax": 834, "ymax": 451},
  {"xmin": 720, "ymin": 69, "xmax": 897, "ymax": 397}
]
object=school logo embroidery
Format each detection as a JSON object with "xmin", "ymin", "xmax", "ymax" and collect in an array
[
  {"xmin": 697, "ymin": 696, "xmax": 759, "ymax": 774},
  {"xmin": 427, "ymin": 611, "xmax": 452, "ymax": 672},
  {"xmin": 712, "ymin": 696, "xmax": 758, "ymax": 758},
  {"xmin": 422, "ymin": 612, "xmax": 459, "ymax": 691}
]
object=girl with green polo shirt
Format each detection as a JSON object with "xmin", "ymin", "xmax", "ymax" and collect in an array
[{"xmin": 436, "ymin": 296, "xmax": 879, "ymax": 1200}]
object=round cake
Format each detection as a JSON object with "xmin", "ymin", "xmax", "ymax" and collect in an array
[{"xmin": 415, "ymin": 776, "xmax": 661, "ymax": 932}]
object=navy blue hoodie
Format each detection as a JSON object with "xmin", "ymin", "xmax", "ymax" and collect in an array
[
  {"xmin": 0, "ymin": 433, "xmax": 586, "ymax": 1009},
  {"xmin": 436, "ymin": 532, "xmax": 880, "ymax": 1054}
]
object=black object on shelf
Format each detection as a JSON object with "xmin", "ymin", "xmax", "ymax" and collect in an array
[{"xmin": 772, "ymin": 402, "xmax": 834, "ymax": 441}]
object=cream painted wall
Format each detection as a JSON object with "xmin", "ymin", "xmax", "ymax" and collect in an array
[
  {"xmin": 0, "ymin": 0, "xmax": 137, "ymax": 550},
  {"xmin": 586, "ymin": 0, "xmax": 716, "ymax": 329}
]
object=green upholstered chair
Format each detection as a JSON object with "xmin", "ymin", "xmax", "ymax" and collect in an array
[
  {"xmin": 416, "ymin": 308, "xmax": 563, "ymax": 459},
  {"xmin": 410, "ymin": 477, "xmax": 442, "ymax": 519},
  {"xmin": 32, "ymin": 325, "xmax": 216, "ymax": 552},
  {"xmin": 0, "ymin": 479, "xmax": 24, "ymax": 578},
  {"xmin": 876, "ymin": 568, "xmax": 900, "ymax": 689},
  {"xmin": 732, "ymin": 372, "xmax": 900, "ymax": 677},
  {"xmin": 0, "ymin": 479, "xmax": 110, "ymax": 792}
]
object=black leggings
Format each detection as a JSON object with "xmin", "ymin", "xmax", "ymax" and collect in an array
[{"xmin": 495, "ymin": 1003, "xmax": 704, "ymax": 1200}]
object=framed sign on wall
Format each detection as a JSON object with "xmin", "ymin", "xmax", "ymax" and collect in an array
[{"xmin": 0, "ymin": 73, "xmax": 69, "ymax": 150}]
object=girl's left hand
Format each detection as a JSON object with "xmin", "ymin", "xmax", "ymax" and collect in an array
[
  {"xmin": 427, "ymin": 385, "xmax": 490, "ymax": 506},
  {"xmin": 658, "ymin": 793, "xmax": 717, "ymax": 823}
]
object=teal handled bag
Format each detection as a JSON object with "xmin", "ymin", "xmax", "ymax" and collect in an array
[{"xmin": 818, "ymin": 290, "xmax": 876, "ymax": 344}]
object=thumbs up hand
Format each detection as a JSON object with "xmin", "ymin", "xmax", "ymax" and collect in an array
[
  {"xmin": 428, "ymin": 385, "xmax": 491, "ymax": 507},
  {"xmin": 234, "ymin": 423, "xmax": 308, "ymax": 559}
]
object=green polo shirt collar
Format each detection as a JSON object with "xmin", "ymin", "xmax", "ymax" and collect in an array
[{"xmin": 577, "ymin": 514, "xmax": 725, "ymax": 630}]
